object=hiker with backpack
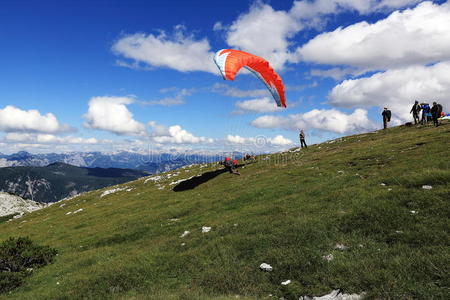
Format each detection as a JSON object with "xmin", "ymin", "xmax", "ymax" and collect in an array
[
  {"xmin": 382, "ymin": 107, "xmax": 391, "ymax": 129},
  {"xmin": 431, "ymin": 102, "xmax": 443, "ymax": 127},
  {"xmin": 410, "ymin": 100, "xmax": 421, "ymax": 124}
]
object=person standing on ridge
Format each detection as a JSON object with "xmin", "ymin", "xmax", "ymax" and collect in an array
[
  {"xmin": 421, "ymin": 103, "xmax": 430, "ymax": 125},
  {"xmin": 382, "ymin": 107, "xmax": 391, "ymax": 129},
  {"xmin": 299, "ymin": 130, "xmax": 307, "ymax": 148},
  {"xmin": 410, "ymin": 100, "xmax": 421, "ymax": 124},
  {"xmin": 431, "ymin": 101, "xmax": 443, "ymax": 127}
]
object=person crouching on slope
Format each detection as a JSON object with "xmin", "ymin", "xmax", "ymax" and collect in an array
[{"xmin": 223, "ymin": 157, "xmax": 240, "ymax": 175}]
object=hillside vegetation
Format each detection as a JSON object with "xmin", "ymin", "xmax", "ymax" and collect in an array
[{"xmin": 0, "ymin": 124, "xmax": 449, "ymax": 299}]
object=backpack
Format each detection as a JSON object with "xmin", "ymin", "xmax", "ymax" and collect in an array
[{"xmin": 386, "ymin": 110, "xmax": 391, "ymax": 121}]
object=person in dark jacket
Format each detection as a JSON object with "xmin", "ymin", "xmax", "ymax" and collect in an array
[
  {"xmin": 431, "ymin": 101, "xmax": 443, "ymax": 127},
  {"xmin": 243, "ymin": 153, "xmax": 256, "ymax": 163},
  {"xmin": 421, "ymin": 103, "xmax": 430, "ymax": 125},
  {"xmin": 382, "ymin": 107, "xmax": 391, "ymax": 129},
  {"xmin": 299, "ymin": 130, "xmax": 307, "ymax": 148},
  {"xmin": 410, "ymin": 100, "xmax": 421, "ymax": 124}
]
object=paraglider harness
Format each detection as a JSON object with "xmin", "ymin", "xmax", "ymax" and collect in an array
[{"xmin": 220, "ymin": 157, "xmax": 241, "ymax": 175}]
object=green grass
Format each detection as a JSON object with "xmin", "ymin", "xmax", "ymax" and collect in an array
[
  {"xmin": 0, "ymin": 214, "xmax": 17, "ymax": 224},
  {"xmin": 0, "ymin": 123, "xmax": 449, "ymax": 299}
]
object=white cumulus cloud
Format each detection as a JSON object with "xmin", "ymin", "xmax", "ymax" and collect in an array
[
  {"xmin": 225, "ymin": 134, "xmax": 293, "ymax": 146},
  {"xmin": 112, "ymin": 2, "xmax": 424, "ymax": 75},
  {"xmin": 218, "ymin": 1, "xmax": 422, "ymax": 70},
  {"xmin": 0, "ymin": 106, "xmax": 72, "ymax": 134},
  {"xmin": 112, "ymin": 26, "xmax": 216, "ymax": 73},
  {"xmin": 149, "ymin": 122, "xmax": 213, "ymax": 144},
  {"xmin": 4, "ymin": 133, "xmax": 100, "ymax": 144},
  {"xmin": 83, "ymin": 96, "xmax": 146, "ymax": 136},
  {"xmin": 234, "ymin": 97, "xmax": 283, "ymax": 114},
  {"xmin": 297, "ymin": 1, "xmax": 450, "ymax": 70},
  {"xmin": 290, "ymin": 0, "xmax": 421, "ymax": 20},
  {"xmin": 269, "ymin": 135, "xmax": 294, "ymax": 145},
  {"xmin": 329, "ymin": 61, "xmax": 450, "ymax": 121},
  {"xmin": 224, "ymin": 2, "xmax": 301, "ymax": 70},
  {"xmin": 225, "ymin": 135, "xmax": 251, "ymax": 144},
  {"xmin": 251, "ymin": 108, "xmax": 377, "ymax": 134}
]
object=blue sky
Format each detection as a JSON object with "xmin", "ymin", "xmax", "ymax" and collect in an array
[{"xmin": 1, "ymin": 0, "xmax": 449, "ymax": 154}]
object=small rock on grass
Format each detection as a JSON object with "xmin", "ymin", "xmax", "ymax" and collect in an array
[
  {"xmin": 300, "ymin": 289, "xmax": 365, "ymax": 300},
  {"xmin": 180, "ymin": 230, "xmax": 190, "ymax": 238},
  {"xmin": 281, "ymin": 280, "xmax": 291, "ymax": 285},
  {"xmin": 334, "ymin": 243, "xmax": 347, "ymax": 250},
  {"xmin": 322, "ymin": 254, "xmax": 334, "ymax": 262},
  {"xmin": 259, "ymin": 263, "xmax": 273, "ymax": 272},
  {"xmin": 202, "ymin": 226, "xmax": 211, "ymax": 233}
]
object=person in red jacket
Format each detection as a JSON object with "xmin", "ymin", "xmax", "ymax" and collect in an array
[{"xmin": 221, "ymin": 157, "xmax": 240, "ymax": 175}]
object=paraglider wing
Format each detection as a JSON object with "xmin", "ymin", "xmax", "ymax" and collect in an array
[{"xmin": 213, "ymin": 49, "xmax": 287, "ymax": 108}]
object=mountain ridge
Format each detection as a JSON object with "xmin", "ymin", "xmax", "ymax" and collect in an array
[
  {"xmin": 0, "ymin": 163, "xmax": 149, "ymax": 203},
  {"xmin": 0, "ymin": 151, "xmax": 242, "ymax": 173}
]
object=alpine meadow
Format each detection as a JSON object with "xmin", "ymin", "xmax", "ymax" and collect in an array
[{"xmin": 1, "ymin": 124, "xmax": 449, "ymax": 299}]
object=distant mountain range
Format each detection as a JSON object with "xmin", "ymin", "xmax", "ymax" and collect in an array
[
  {"xmin": 0, "ymin": 162, "xmax": 149, "ymax": 203},
  {"xmin": 0, "ymin": 151, "xmax": 228, "ymax": 173}
]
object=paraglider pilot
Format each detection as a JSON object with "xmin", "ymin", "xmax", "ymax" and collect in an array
[{"xmin": 220, "ymin": 157, "xmax": 240, "ymax": 175}]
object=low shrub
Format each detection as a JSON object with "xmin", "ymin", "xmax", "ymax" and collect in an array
[{"xmin": 0, "ymin": 237, "xmax": 57, "ymax": 293}]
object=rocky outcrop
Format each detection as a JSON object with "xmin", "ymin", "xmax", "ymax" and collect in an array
[{"xmin": 0, "ymin": 192, "xmax": 46, "ymax": 217}]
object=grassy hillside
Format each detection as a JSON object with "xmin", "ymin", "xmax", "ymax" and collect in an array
[{"xmin": 0, "ymin": 124, "xmax": 449, "ymax": 299}]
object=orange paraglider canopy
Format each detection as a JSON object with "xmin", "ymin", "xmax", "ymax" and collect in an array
[{"xmin": 214, "ymin": 49, "xmax": 287, "ymax": 108}]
